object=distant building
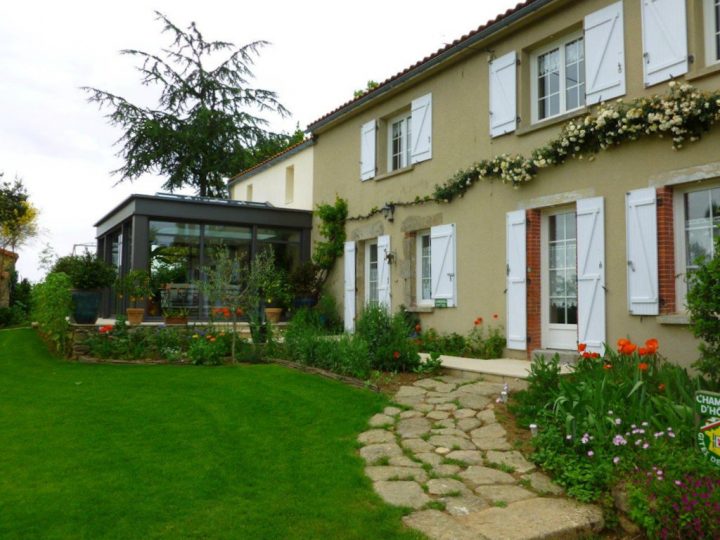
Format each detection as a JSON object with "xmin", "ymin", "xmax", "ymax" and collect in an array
[{"xmin": 0, "ymin": 248, "xmax": 19, "ymax": 308}]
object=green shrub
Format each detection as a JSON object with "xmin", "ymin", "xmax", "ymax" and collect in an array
[
  {"xmin": 187, "ymin": 332, "xmax": 227, "ymax": 365},
  {"xmin": 315, "ymin": 292, "xmax": 343, "ymax": 333},
  {"xmin": 417, "ymin": 318, "xmax": 506, "ymax": 359},
  {"xmin": 355, "ymin": 305, "xmax": 419, "ymax": 372},
  {"xmin": 32, "ymin": 272, "xmax": 73, "ymax": 354},
  {"xmin": 0, "ymin": 305, "xmax": 27, "ymax": 328},
  {"xmin": 686, "ymin": 239, "xmax": 720, "ymax": 388},
  {"xmin": 51, "ymin": 252, "xmax": 116, "ymax": 289}
]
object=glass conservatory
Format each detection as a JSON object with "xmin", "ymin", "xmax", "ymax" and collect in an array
[{"xmin": 94, "ymin": 193, "xmax": 313, "ymax": 320}]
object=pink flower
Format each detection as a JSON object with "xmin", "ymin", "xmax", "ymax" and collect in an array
[{"xmin": 613, "ymin": 456, "xmax": 620, "ymax": 464}]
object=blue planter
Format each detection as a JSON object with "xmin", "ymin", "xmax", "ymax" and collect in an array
[{"xmin": 72, "ymin": 290, "xmax": 102, "ymax": 324}]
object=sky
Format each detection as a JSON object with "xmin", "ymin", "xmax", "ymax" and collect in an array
[{"xmin": 0, "ymin": 0, "xmax": 519, "ymax": 281}]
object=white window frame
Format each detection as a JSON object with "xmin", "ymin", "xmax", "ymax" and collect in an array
[
  {"xmin": 365, "ymin": 240, "xmax": 379, "ymax": 305},
  {"xmin": 704, "ymin": 0, "xmax": 720, "ymax": 66},
  {"xmin": 387, "ymin": 112, "xmax": 412, "ymax": 172},
  {"xmin": 530, "ymin": 31, "xmax": 585, "ymax": 124},
  {"xmin": 416, "ymin": 231, "xmax": 432, "ymax": 306},
  {"xmin": 673, "ymin": 179, "xmax": 720, "ymax": 311}
]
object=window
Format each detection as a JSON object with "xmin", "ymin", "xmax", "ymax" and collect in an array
[
  {"xmin": 531, "ymin": 34, "xmax": 585, "ymax": 122},
  {"xmin": 705, "ymin": 0, "xmax": 720, "ymax": 65},
  {"xmin": 674, "ymin": 182, "xmax": 720, "ymax": 307},
  {"xmin": 285, "ymin": 165, "xmax": 294, "ymax": 204},
  {"xmin": 388, "ymin": 113, "xmax": 412, "ymax": 171},
  {"xmin": 246, "ymin": 184, "xmax": 253, "ymax": 201},
  {"xmin": 365, "ymin": 241, "xmax": 379, "ymax": 305},
  {"xmin": 547, "ymin": 211, "xmax": 578, "ymax": 326},
  {"xmin": 416, "ymin": 232, "xmax": 432, "ymax": 305}
]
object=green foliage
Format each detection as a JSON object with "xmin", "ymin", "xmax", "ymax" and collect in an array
[
  {"xmin": 355, "ymin": 305, "xmax": 420, "ymax": 372},
  {"xmin": 414, "ymin": 351, "xmax": 443, "ymax": 375},
  {"xmin": 0, "ymin": 175, "xmax": 38, "ymax": 253},
  {"xmin": 10, "ymin": 272, "xmax": 32, "ymax": 315},
  {"xmin": 353, "ymin": 80, "xmax": 380, "ymax": 99},
  {"xmin": 82, "ymin": 12, "xmax": 289, "ymax": 197},
  {"xmin": 686, "ymin": 239, "xmax": 720, "ymax": 388},
  {"xmin": 315, "ymin": 292, "xmax": 343, "ymax": 333},
  {"xmin": 51, "ymin": 252, "xmax": 117, "ymax": 290},
  {"xmin": 417, "ymin": 318, "xmax": 506, "ymax": 359},
  {"xmin": 187, "ymin": 333, "xmax": 227, "ymax": 365},
  {"xmin": 31, "ymin": 272, "xmax": 73, "ymax": 354},
  {"xmin": 313, "ymin": 197, "xmax": 348, "ymax": 271},
  {"xmin": 115, "ymin": 269, "xmax": 153, "ymax": 307}
]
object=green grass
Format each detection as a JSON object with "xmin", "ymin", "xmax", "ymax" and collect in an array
[{"xmin": 0, "ymin": 329, "xmax": 423, "ymax": 539}]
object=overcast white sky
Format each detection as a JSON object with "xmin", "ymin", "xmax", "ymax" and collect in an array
[{"xmin": 0, "ymin": 0, "xmax": 519, "ymax": 281}]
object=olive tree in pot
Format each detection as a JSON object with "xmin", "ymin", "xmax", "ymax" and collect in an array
[
  {"xmin": 50, "ymin": 252, "xmax": 116, "ymax": 324},
  {"xmin": 115, "ymin": 269, "xmax": 153, "ymax": 325}
]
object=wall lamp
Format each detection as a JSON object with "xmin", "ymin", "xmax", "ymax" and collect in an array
[{"xmin": 381, "ymin": 203, "xmax": 395, "ymax": 222}]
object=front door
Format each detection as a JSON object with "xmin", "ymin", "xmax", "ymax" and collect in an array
[{"xmin": 542, "ymin": 209, "xmax": 578, "ymax": 350}]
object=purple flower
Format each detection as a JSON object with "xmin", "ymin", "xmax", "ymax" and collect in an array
[
  {"xmin": 613, "ymin": 456, "xmax": 620, "ymax": 464},
  {"xmin": 587, "ymin": 450, "xmax": 594, "ymax": 457},
  {"xmin": 643, "ymin": 442, "xmax": 649, "ymax": 449},
  {"xmin": 613, "ymin": 435, "xmax": 627, "ymax": 446}
]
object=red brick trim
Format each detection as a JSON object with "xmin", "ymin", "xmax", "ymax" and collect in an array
[
  {"xmin": 526, "ymin": 209, "xmax": 542, "ymax": 357},
  {"xmin": 656, "ymin": 186, "xmax": 676, "ymax": 314}
]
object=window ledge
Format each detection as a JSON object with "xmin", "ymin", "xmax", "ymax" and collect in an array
[
  {"xmin": 405, "ymin": 305, "xmax": 434, "ymax": 313},
  {"xmin": 657, "ymin": 313, "xmax": 690, "ymax": 326},
  {"xmin": 374, "ymin": 165, "xmax": 415, "ymax": 182},
  {"xmin": 516, "ymin": 107, "xmax": 587, "ymax": 137},
  {"xmin": 686, "ymin": 62, "xmax": 720, "ymax": 83}
]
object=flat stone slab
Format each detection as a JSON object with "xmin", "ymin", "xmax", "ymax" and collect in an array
[
  {"xmin": 457, "ymin": 381, "xmax": 506, "ymax": 396},
  {"xmin": 438, "ymin": 375, "xmax": 479, "ymax": 385},
  {"xmin": 435, "ymin": 403, "xmax": 458, "ymax": 411},
  {"xmin": 358, "ymin": 429, "xmax": 395, "ymax": 445},
  {"xmin": 399, "ymin": 409, "xmax": 424, "ymax": 419},
  {"xmin": 397, "ymin": 417, "xmax": 431, "ymax": 438},
  {"xmin": 477, "ymin": 409, "xmax": 497, "ymax": 424},
  {"xmin": 396, "ymin": 385, "xmax": 427, "ymax": 398},
  {"xmin": 432, "ymin": 418, "xmax": 456, "ymax": 429},
  {"xmin": 388, "ymin": 456, "xmax": 422, "ymax": 468},
  {"xmin": 472, "ymin": 438, "xmax": 512, "ymax": 451},
  {"xmin": 427, "ymin": 478, "xmax": 469, "ymax": 496},
  {"xmin": 415, "ymin": 452, "xmax": 443, "ymax": 466},
  {"xmin": 486, "ymin": 450, "xmax": 536, "ymax": 474},
  {"xmin": 453, "ymin": 408, "xmax": 478, "ymax": 419},
  {"xmin": 426, "ymin": 396, "xmax": 456, "ymax": 405},
  {"xmin": 431, "ymin": 428, "xmax": 469, "ymax": 439},
  {"xmin": 414, "ymin": 378, "xmax": 447, "ymax": 390},
  {"xmin": 365, "ymin": 466, "xmax": 428, "ymax": 483},
  {"xmin": 359, "ymin": 443, "xmax": 402, "ymax": 463},
  {"xmin": 457, "ymin": 394, "xmax": 491, "ymax": 410},
  {"xmin": 403, "ymin": 510, "xmax": 479, "ymax": 540},
  {"xmin": 428, "ymin": 435, "xmax": 476, "ymax": 451},
  {"xmin": 445, "ymin": 450, "xmax": 484, "ymax": 465},
  {"xmin": 383, "ymin": 406, "xmax": 403, "ymax": 416},
  {"xmin": 401, "ymin": 438, "xmax": 435, "ymax": 454},
  {"xmin": 442, "ymin": 495, "xmax": 489, "ymax": 517},
  {"xmin": 429, "ymin": 382, "xmax": 457, "ymax": 394},
  {"xmin": 459, "ymin": 466, "xmax": 516, "ymax": 487},
  {"xmin": 470, "ymin": 423, "xmax": 507, "ymax": 440},
  {"xmin": 368, "ymin": 413, "xmax": 395, "ymax": 427},
  {"xmin": 426, "ymin": 410, "xmax": 451, "ymax": 420},
  {"xmin": 394, "ymin": 395, "xmax": 426, "ymax": 407},
  {"xmin": 433, "ymin": 464, "xmax": 461, "ymax": 477},
  {"xmin": 474, "ymin": 485, "xmax": 536, "ymax": 504},
  {"xmin": 373, "ymin": 481, "xmax": 430, "ymax": 509},
  {"xmin": 456, "ymin": 418, "xmax": 482, "ymax": 432},
  {"xmin": 458, "ymin": 498, "xmax": 604, "ymax": 540},
  {"xmin": 523, "ymin": 472, "xmax": 564, "ymax": 495}
]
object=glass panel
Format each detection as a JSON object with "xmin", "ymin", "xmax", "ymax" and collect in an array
[
  {"xmin": 420, "ymin": 235, "xmax": 431, "ymax": 300},
  {"xmin": 686, "ymin": 190, "xmax": 712, "ymax": 224},
  {"xmin": 201, "ymin": 224, "xmax": 252, "ymax": 317},
  {"xmin": 256, "ymin": 228, "xmax": 300, "ymax": 243},
  {"xmin": 565, "ymin": 38, "xmax": 585, "ymax": 111},
  {"xmin": 566, "ymin": 300, "xmax": 578, "ymax": 325},
  {"xmin": 406, "ymin": 115, "xmax": 413, "ymax": 168},
  {"xmin": 547, "ymin": 211, "xmax": 577, "ymax": 327},
  {"xmin": 538, "ymin": 49, "xmax": 560, "ymax": 119},
  {"xmin": 550, "ymin": 269, "xmax": 565, "ymax": 296},
  {"xmin": 149, "ymin": 221, "xmax": 201, "ymax": 318},
  {"xmin": 686, "ymin": 227, "xmax": 713, "ymax": 267},
  {"xmin": 550, "ymin": 298, "xmax": 566, "ymax": 324},
  {"xmin": 368, "ymin": 244, "xmax": 379, "ymax": 303}
]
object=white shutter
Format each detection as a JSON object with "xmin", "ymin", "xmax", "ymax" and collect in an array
[
  {"xmin": 576, "ymin": 197, "xmax": 606, "ymax": 354},
  {"xmin": 584, "ymin": 1, "xmax": 626, "ymax": 104},
  {"xmin": 641, "ymin": 0, "xmax": 688, "ymax": 86},
  {"xmin": 344, "ymin": 241, "xmax": 356, "ymax": 332},
  {"xmin": 626, "ymin": 188, "xmax": 659, "ymax": 315},
  {"xmin": 430, "ymin": 224, "xmax": 457, "ymax": 307},
  {"xmin": 410, "ymin": 93, "xmax": 432, "ymax": 164},
  {"xmin": 360, "ymin": 120, "xmax": 376, "ymax": 181},
  {"xmin": 489, "ymin": 51, "xmax": 517, "ymax": 137},
  {"xmin": 506, "ymin": 211, "xmax": 526, "ymax": 351},
  {"xmin": 377, "ymin": 235, "xmax": 391, "ymax": 309}
]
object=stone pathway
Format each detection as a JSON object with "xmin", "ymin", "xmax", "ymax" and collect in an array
[{"xmin": 358, "ymin": 375, "xmax": 604, "ymax": 540}]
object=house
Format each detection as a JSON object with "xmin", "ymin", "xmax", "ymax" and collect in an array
[
  {"xmin": 228, "ymin": 139, "xmax": 314, "ymax": 210},
  {"xmin": 308, "ymin": 0, "xmax": 720, "ymax": 366},
  {"xmin": 0, "ymin": 248, "xmax": 18, "ymax": 308}
]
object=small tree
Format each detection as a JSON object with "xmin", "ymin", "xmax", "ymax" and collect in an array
[
  {"xmin": 83, "ymin": 12, "xmax": 289, "ymax": 197},
  {"xmin": 686, "ymin": 239, "xmax": 720, "ymax": 388}
]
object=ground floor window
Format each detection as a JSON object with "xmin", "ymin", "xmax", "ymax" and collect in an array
[
  {"xmin": 416, "ymin": 231, "xmax": 432, "ymax": 305},
  {"xmin": 365, "ymin": 241, "xmax": 378, "ymax": 305}
]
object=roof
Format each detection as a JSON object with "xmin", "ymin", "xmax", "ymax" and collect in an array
[
  {"xmin": 228, "ymin": 138, "xmax": 314, "ymax": 188},
  {"xmin": 307, "ymin": 0, "xmax": 552, "ymax": 132},
  {"xmin": 0, "ymin": 248, "xmax": 18, "ymax": 261}
]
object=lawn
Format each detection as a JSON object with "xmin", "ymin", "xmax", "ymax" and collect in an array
[{"xmin": 0, "ymin": 329, "xmax": 422, "ymax": 539}]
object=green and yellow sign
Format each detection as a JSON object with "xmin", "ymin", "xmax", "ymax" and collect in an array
[{"xmin": 696, "ymin": 390, "xmax": 720, "ymax": 468}]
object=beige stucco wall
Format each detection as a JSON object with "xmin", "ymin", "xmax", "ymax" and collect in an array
[
  {"xmin": 230, "ymin": 145, "xmax": 314, "ymax": 210},
  {"xmin": 312, "ymin": 0, "xmax": 720, "ymax": 367}
]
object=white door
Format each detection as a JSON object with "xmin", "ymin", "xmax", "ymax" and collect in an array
[{"xmin": 542, "ymin": 208, "xmax": 578, "ymax": 350}]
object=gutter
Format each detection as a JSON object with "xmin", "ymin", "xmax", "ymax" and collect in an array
[{"xmin": 307, "ymin": 0, "xmax": 555, "ymax": 133}]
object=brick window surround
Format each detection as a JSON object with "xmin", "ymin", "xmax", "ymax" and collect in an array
[
  {"xmin": 656, "ymin": 186, "xmax": 676, "ymax": 314},
  {"xmin": 526, "ymin": 209, "xmax": 542, "ymax": 357}
]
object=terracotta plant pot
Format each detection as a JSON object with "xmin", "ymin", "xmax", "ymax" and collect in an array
[
  {"xmin": 164, "ymin": 316, "xmax": 188, "ymax": 325},
  {"xmin": 264, "ymin": 307, "xmax": 283, "ymax": 323},
  {"xmin": 126, "ymin": 307, "xmax": 145, "ymax": 325}
]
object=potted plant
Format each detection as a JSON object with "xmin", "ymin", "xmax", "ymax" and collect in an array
[
  {"xmin": 261, "ymin": 266, "xmax": 292, "ymax": 323},
  {"xmin": 162, "ymin": 307, "xmax": 189, "ymax": 325},
  {"xmin": 115, "ymin": 269, "xmax": 153, "ymax": 325},
  {"xmin": 288, "ymin": 261, "xmax": 323, "ymax": 309},
  {"xmin": 50, "ymin": 252, "xmax": 117, "ymax": 324}
]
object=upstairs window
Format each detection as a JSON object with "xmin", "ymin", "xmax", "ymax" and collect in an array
[
  {"xmin": 532, "ymin": 34, "xmax": 585, "ymax": 122},
  {"xmin": 388, "ymin": 113, "xmax": 412, "ymax": 171},
  {"xmin": 705, "ymin": 0, "xmax": 720, "ymax": 65}
]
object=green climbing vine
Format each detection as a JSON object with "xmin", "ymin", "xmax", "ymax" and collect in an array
[{"xmin": 313, "ymin": 196, "xmax": 348, "ymax": 272}]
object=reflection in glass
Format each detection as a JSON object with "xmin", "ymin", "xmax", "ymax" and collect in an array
[
  {"xmin": 685, "ymin": 187, "xmax": 720, "ymax": 270},
  {"xmin": 548, "ymin": 212, "xmax": 578, "ymax": 325}
]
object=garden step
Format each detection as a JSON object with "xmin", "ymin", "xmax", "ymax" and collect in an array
[{"xmin": 420, "ymin": 353, "xmax": 572, "ymax": 382}]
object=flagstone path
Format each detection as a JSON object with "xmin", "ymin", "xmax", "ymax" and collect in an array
[{"xmin": 359, "ymin": 375, "xmax": 604, "ymax": 540}]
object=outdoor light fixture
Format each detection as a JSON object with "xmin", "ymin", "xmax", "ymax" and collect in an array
[{"xmin": 381, "ymin": 203, "xmax": 395, "ymax": 222}]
